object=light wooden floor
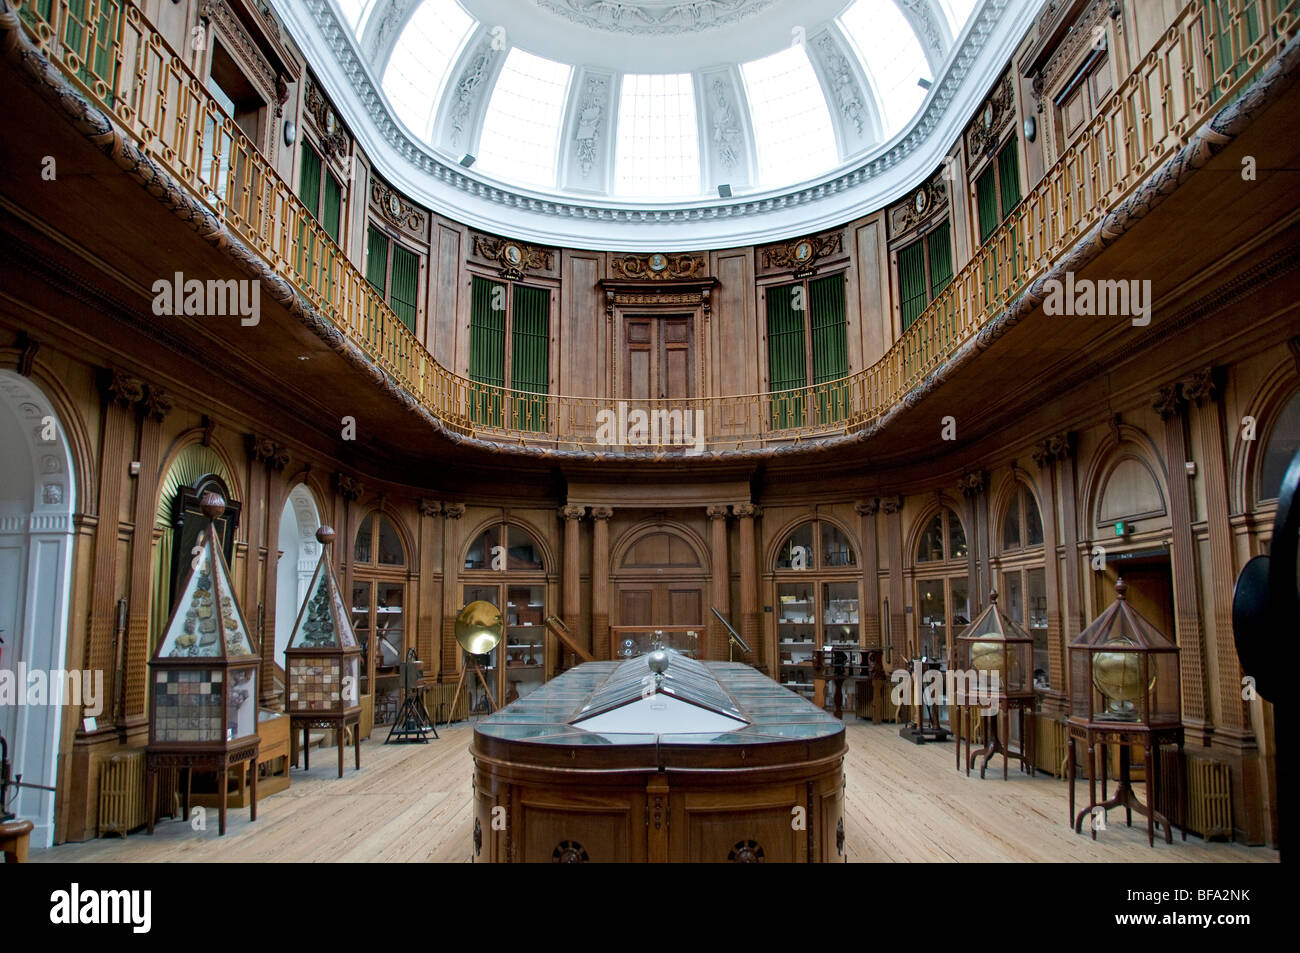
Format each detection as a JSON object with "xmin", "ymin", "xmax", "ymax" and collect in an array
[{"xmin": 32, "ymin": 722, "xmax": 1277, "ymax": 863}]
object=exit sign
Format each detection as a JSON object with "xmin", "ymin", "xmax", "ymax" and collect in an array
[{"xmin": 1114, "ymin": 521, "xmax": 1128, "ymax": 537}]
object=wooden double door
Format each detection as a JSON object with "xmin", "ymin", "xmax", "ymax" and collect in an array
[
  {"xmin": 617, "ymin": 583, "xmax": 703, "ymax": 627},
  {"xmin": 623, "ymin": 315, "xmax": 694, "ymax": 400}
]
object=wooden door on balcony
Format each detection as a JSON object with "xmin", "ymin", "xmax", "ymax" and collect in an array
[
  {"xmin": 623, "ymin": 316, "xmax": 694, "ymax": 400},
  {"xmin": 617, "ymin": 585, "xmax": 703, "ymax": 626}
]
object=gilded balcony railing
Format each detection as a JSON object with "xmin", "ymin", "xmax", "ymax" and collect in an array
[{"xmin": 11, "ymin": 0, "xmax": 1297, "ymax": 453}]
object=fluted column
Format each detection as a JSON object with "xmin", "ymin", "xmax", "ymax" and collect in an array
[
  {"xmin": 707, "ymin": 505, "xmax": 730, "ymax": 660},
  {"xmin": 1154, "ymin": 384, "xmax": 1211, "ymax": 744},
  {"xmin": 734, "ymin": 503, "xmax": 760, "ymax": 667},
  {"xmin": 248, "ymin": 435, "xmax": 290, "ymax": 707},
  {"xmin": 124, "ymin": 385, "xmax": 171, "ymax": 722},
  {"xmin": 590, "ymin": 506, "xmax": 612, "ymax": 661},
  {"xmin": 855, "ymin": 500, "xmax": 881, "ymax": 649},
  {"xmin": 92, "ymin": 370, "xmax": 143, "ymax": 730},
  {"xmin": 417, "ymin": 499, "xmax": 443, "ymax": 679},
  {"xmin": 441, "ymin": 503, "xmax": 466, "ymax": 677},
  {"xmin": 1031, "ymin": 437, "xmax": 1071, "ymax": 715},
  {"xmin": 882, "ymin": 496, "xmax": 906, "ymax": 668},
  {"xmin": 957, "ymin": 471, "xmax": 988, "ymax": 617},
  {"xmin": 561, "ymin": 504, "xmax": 586, "ymax": 656}
]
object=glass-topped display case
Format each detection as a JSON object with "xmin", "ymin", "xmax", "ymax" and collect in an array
[
  {"xmin": 286, "ymin": 527, "xmax": 362, "ymax": 719},
  {"xmin": 149, "ymin": 493, "xmax": 260, "ymax": 749}
]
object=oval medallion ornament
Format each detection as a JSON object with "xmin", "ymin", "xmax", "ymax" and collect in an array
[
  {"xmin": 649, "ymin": 253, "xmax": 668, "ymax": 273},
  {"xmin": 324, "ymin": 110, "xmax": 337, "ymax": 136},
  {"xmin": 914, "ymin": 189, "xmax": 929, "ymax": 215},
  {"xmin": 794, "ymin": 240, "xmax": 813, "ymax": 264},
  {"xmin": 504, "ymin": 244, "xmax": 524, "ymax": 267},
  {"xmin": 387, "ymin": 193, "xmax": 402, "ymax": 218}
]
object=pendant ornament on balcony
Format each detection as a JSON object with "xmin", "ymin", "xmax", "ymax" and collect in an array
[
  {"xmin": 474, "ymin": 236, "xmax": 554, "ymax": 281},
  {"xmin": 761, "ymin": 232, "xmax": 843, "ymax": 278},
  {"xmin": 609, "ymin": 253, "xmax": 706, "ymax": 281}
]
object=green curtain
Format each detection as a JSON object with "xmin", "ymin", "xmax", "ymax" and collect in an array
[
  {"xmin": 976, "ymin": 164, "xmax": 999, "ymax": 243},
  {"xmin": 511, "ymin": 285, "xmax": 550, "ymax": 432},
  {"xmin": 299, "ymin": 145, "xmax": 322, "ymax": 219},
  {"xmin": 998, "ymin": 136, "xmax": 1021, "ymax": 220},
  {"xmin": 927, "ymin": 221, "xmax": 953, "ymax": 299},
  {"xmin": 898, "ymin": 238, "xmax": 928, "ymax": 332},
  {"xmin": 389, "ymin": 245, "xmax": 419, "ymax": 334},
  {"xmin": 469, "ymin": 276, "xmax": 506, "ymax": 427},
  {"xmin": 810, "ymin": 274, "xmax": 848, "ymax": 425},
  {"xmin": 767, "ymin": 282, "xmax": 807, "ymax": 430}
]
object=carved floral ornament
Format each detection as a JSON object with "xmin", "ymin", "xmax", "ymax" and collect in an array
[
  {"xmin": 966, "ymin": 71, "xmax": 1015, "ymax": 162},
  {"xmin": 473, "ymin": 235, "xmax": 554, "ymax": 280},
  {"xmin": 372, "ymin": 181, "xmax": 425, "ymax": 234},
  {"xmin": 889, "ymin": 172, "xmax": 949, "ymax": 238},
  {"xmin": 609, "ymin": 253, "xmax": 707, "ymax": 281},
  {"xmin": 761, "ymin": 232, "xmax": 843, "ymax": 276},
  {"xmin": 304, "ymin": 78, "xmax": 348, "ymax": 161}
]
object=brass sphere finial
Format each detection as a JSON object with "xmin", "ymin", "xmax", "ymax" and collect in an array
[{"xmin": 199, "ymin": 490, "xmax": 226, "ymax": 520}]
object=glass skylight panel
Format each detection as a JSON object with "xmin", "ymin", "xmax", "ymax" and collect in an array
[
  {"xmin": 335, "ymin": 0, "xmax": 369, "ymax": 32},
  {"xmin": 741, "ymin": 46, "xmax": 838, "ymax": 188},
  {"xmin": 475, "ymin": 49, "xmax": 572, "ymax": 188},
  {"xmin": 381, "ymin": 0, "xmax": 476, "ymax": 141},
  {"xmin": 941, "ymin": 0, "xmax": 980, "ymax": 37},
  {"xmin": 613, "ymin": 74, "xmax": 701, "ymax": 197},
  {"xmin": 839, "ymin": 0, "xmax": 929, "ymax": 138}
]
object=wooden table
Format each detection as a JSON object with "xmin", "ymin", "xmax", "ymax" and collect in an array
[
  {"xmin": 146, "ymin": 738, "xmax": 260, "ymax": 836},
  {"xmin": 1067, "ymin": 721, "xmax": 1185, "ymax": 847},
  {"xmin": 290, "ymin": 711, "xmax": 361, "ymax": 778},
  {"xmin": 0, "ymin": 818, "xmax": 33, "ymax": 862}
]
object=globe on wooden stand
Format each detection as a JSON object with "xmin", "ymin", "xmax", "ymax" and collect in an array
[
  {"xmin": 1066, "ymin": 577, "xmax": 1183, "ymax": 846},
  {"xmin": 953, "ymin": 589, "xmax": 1036, "ymax": 779}
]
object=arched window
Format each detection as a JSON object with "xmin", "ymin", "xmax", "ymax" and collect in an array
[
  {"xmin": 912, "ymin": 507, "xmax": 969, "ymax": 665},
  {"xmin": 352, "ymin": 511, "xmax": 407, "ymax": 724},
  {"xmin": 1260, "ymin": 389, "xmax": 1300, "ymax": 502},
  {"xmin": 998, "ymin": 483, "xmax": 1049, "ymax": 690},
  {"xmin": 461, "ymin": 522, "xmax": 550, "ymax": 708},
  {"xmin": 772, "ymin": 520, "xmax": 860, "ymax": 711}
]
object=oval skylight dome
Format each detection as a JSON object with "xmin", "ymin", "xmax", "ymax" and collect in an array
[{"xmin": 343, "ymin": 0, "xmax": 982, "ymax": 200}]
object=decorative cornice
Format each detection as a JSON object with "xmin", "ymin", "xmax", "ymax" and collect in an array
[
  {"xmin": 609, "ymin": 253, "xmax": 707, "ymax": 281},
  {"xmin": 532, "ymin": 0, "xmax": 778, "ymax": 35},
  {"xmin": 280, "ymin": 0, "xmax": 1021, "ymax": 249}
]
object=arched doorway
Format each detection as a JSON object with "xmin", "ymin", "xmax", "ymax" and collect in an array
[
  {"xmin": 274, "ymin": 484, "xmax": 322, "ymax": 667},
  {"xmin": 611, "ymin": 525, "xmax": 710, "ymax": 657},
  {"xmin": 0, "ymin": 369, "xmax": 77, "ymax": 847}
]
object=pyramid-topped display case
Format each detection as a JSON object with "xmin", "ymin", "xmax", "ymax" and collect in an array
[
  {"xmin": 149, "ymin": 493, "xmax": 260, "ymax": 749},
  {"xmin": 146, "ymin": 492, "xmax": 262, "ymax": 835},
  {"xmin": 285, "ymin": 526, "xmax": 363, "ymax": 776}
]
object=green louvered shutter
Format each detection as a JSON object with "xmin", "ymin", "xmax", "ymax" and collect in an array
[
  {"xmin": 767, "ymin": 282, "xmax": 807, "ymax": 430},
  {"xmin": 296, "ymin": 146, "xmax": 322, "ymax": 286},
  {"xmin": 511, "ymin": 285, "xmax": 550, "ymax": 432},
  {"xmin": 927, "ymin": 221, "xmax": 953, "ymax": 299},
  {"xmin": 365, "ymin": 225, "xmax": 389, "ymax": 292},
  {"xmin": 976, "ymin": 164, "xmax": 999, "ymax": 243},
  {"xmin": 389, "ymin": 245, "xmax": 419, "ymax": 333},
  {"xmin": 322, "ymin": 169, "xmax": 342, "ymax": 243},
  {"xmin": 810, "ymin": 274, "xmax": 848, "ymax": 425},
  {"xmin": 898, "ymin": 239, "xmax": 928, "ymax": 332},
  {"xmin": 998, "ymin": 137, "xmax": 1021, "ymax": 220},
  {"xmin": 469, "ymin": 276, "xmax": 507, "ymax": 427}
]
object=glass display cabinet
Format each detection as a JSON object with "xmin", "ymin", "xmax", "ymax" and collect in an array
[
  {"xmin": 776, "ymin": 581, "xmax": 816, "ymax": 700},
  {"xmin": 953, "ymin": 589, "xmax": 1035, "ymax": 779},
  {"xmin": 462, "ymin": 584, "xmax": 502, "ymax": 714},
  {"xmin": 504, "ymin": 584, "xmax": 545, "ymax": 703},
  {"xmin": 286, "ymin": 526, "xmax": 362, "ymax": 778},
  {"xmin": 146, "ymin": 492, "xmax": 261, "ymax": 836},
  {"xmin": 1066, "ymin": 578, "xmax": 1184, "ymax": 846}
]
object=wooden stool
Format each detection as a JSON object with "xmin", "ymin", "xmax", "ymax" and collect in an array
[{"xmin": 1, "ymin": 819, "xmax": 34, "ymax": 863}]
